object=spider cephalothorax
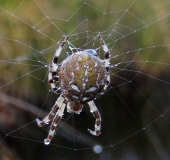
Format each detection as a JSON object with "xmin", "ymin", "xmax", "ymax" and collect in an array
[{"xmin": 36, "ymin": 36, "xmax": 110, "ymax": 145}]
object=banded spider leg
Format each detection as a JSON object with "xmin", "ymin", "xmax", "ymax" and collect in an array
[
  {"xmin": 36, "ymin": 37, "xmax": 69, "ymax": 144},
  {"xmin": 87, "ymin": 101, "xmax": 102, "ymax": 136},
  {"xmin": 48, "ymin": 36, "xmax": 68, "ymax": 94},
  {"xmin": 87, "ymin": 35, "xmax": 110, "ymax": 136},
  {"xmin": 99, "ymin": 35, "xmax": 110, "ymax": 90}
]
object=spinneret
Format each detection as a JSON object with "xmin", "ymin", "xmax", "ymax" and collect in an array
[{"xmin": 36, "ymin": 35, "xmax": 110, "ymax": 145}]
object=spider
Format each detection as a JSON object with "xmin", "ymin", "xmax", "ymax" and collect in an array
[{"xmin": 36, "ymin": 35, "xmax": 110, "ymax": 145}]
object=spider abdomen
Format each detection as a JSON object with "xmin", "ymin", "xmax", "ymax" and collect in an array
[{"xmin": 59, "ymin": 51, "xmax": 106, "ymax": 103}]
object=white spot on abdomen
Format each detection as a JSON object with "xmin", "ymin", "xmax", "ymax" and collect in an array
[
  {"xmin": 82, "ymin": 83, "xmax": 86, "ymax": 89},
  {"xmin": 85, "ymin": 87, "xmax": 97, "ymax": 93},
  {"xmin": 82, "ymin": 97, "xmax": 91, "ymax": 101},
  {"xmin": 85, "ymin": 68, "xmax": 88, "ymax": 76},
  {"xmin": 71, "ymin": 84, "xmax": 80, "ymax": 92}
]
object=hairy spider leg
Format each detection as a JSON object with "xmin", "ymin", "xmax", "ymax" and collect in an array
[
  {"xmin": 36, "ymin": 95, "xmax": 65, "ymax": 127},
  {"xmin": 99, "ymin": 36, "xmax": 110, "ymax": 90},
  {"xmin": 48, "ymin": 36, "xmax": 69, "ymax": 94},
  {"xmin": 87, "ymin": 101, "xmax": 101, "ymax": 136},
  {"xmin": 44, "ymin": 100, "xmax": 67, "ymax": 145}
]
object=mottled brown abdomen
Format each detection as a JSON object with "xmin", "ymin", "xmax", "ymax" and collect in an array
[{"xmin": 59, "ymin": 51, "xmax": 106, "ymax": 103}]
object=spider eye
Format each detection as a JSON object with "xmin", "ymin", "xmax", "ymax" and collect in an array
[{"xmin": 84, "ymin": 49, "xmax": 98, "ymax": 56}]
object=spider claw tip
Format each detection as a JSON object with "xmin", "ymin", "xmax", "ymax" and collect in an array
[
  {"xmin": 63, "ymin": 35, "xmax": 69, "ymax": 40},
  {"xmin": 36, "ymin": 118, "xmax": 40, "ymax": 123},
  {"xmin": 87, "ymin": 129, "xmax": 95, "ymax": 135},
  {"xmin": 87, "ymin": 129, "xmax": 100, "ymax": 136},
  {"xmin": 36, "ymin": 118, "xmax": 44, "ymax": 127}
]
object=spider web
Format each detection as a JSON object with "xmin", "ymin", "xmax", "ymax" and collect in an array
[{"xmin": 0, "ymin": 0, "xmax": 170, "ymax": 159}]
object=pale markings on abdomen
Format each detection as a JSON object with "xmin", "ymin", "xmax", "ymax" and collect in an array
[
  {"xmin": 85, "ymin": 87, "xmax": 97, "ymax": 93},
  {"xmin": 72, "ymin": 95, "xmax": 79, "ymax": 100},
  {"xmin": 70, "ymin": 84, "xmax": 80, "ymax": 92},
  {"xmin": 82, "ymin": 97, "xmax": 91, "ymax": 101},
  {"xmin": 82, "ymin": 83, "xmax": 86, "ymax": 89},
  {"xmin": 85, "ymin": 68, "xmax": 88, "ymax": 76}
]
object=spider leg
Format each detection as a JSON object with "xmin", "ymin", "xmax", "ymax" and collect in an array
[
  {"xmin": 99, "ymin": 35, "xmax": 110, "ymax": 90},
  {"xmin": 44, "ymin": 100, "xmax": 66, "ymax": 145},
  {"xmin": 48, "ymin": 36, "xmax": 69, "ymax": 94},
  {"xmin": 36, "ymin": 95, "xmax": 65, "ymax": 127},
  {"xmin": 87, "ymin": 101, "xmax": 101, "ymax": 136}
]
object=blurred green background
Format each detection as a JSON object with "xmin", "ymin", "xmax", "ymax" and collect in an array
[{"xmin": 0, "ymin": 0, "xmax": 170, "ymax": 160}]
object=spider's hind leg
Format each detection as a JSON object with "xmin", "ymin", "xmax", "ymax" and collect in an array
[
  {"xmin": 87, "ymin": 101, "xmax": 101, "ymax": 136},
  {"xmin": 48, "ymin": 65, "xmax": 61, "ymax": 94},
  {"xmin": 99, "ymin": 35, "xmax": 110, "ymax": 91},
  {"xmin": 48, "ymin": 36, "xmax": 69, "ymax": 94}
]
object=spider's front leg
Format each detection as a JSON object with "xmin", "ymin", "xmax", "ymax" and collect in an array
[
  {"xmin": 36, "ymin": 95, "xmax": 65, "ymax": 127},
  {"xmin": 36, "ymin": 95, "xmax": 67, "ymax": 145},
  {"xmin": 44, "ymin": 99, "xmax": 66, "ymax": 145},
  {"xmin": 87, "ymin": 101, "xmax": 101, "ymax": 136},
  {"xmin": 48, "ymin": 36, "xmax": 69, "ymax": 94},
  {"xmin": 99, "ymin": 35, "xmax": 110, "ymax": 90}
]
